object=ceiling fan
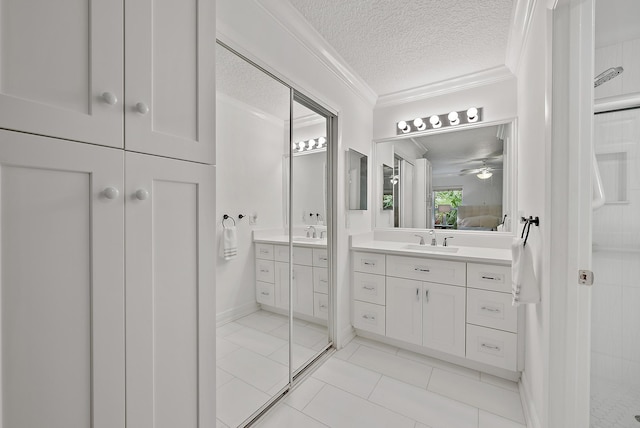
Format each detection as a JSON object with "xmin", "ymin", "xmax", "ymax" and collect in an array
[{"xmin": 459, "ymin": 161, "xmax": 502, "ymax": 179}]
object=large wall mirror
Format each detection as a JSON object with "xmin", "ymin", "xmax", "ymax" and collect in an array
[{"xmin": 374, "ymin": 121, "xmax": 516, "ymax": 233}]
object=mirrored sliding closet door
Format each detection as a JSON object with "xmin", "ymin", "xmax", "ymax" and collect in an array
[{"xmin": 215, "ymin": 42, "xmax": 334, "ymax": 427}]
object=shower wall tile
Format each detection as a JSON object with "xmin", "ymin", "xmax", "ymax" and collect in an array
[
  {"xmin": 591, "ymin": 351, "xmax": 623, "ymax": 384},
  {"xmin": 591, "ymin": 283, "xmax": 623, "ymax": 357},
  {"xmin": 622, "ymin": 287, "xmax": 640, "ymax": 362},
  {"xmin": 622, "ymin": 38, "xmax": 640, "ymax": 95}
]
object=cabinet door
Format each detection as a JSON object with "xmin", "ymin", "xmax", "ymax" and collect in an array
[
  {"xmin": 125, "ymin": 0, "xmax": 215, "ymax": 164},
  {"xmin": 0, "ymin": 0, "xmax": 123, "ymax": 147},
  {"xmin": 422, "ymin": 283, "xmax": 466, "ymax": 357},
  {"xmin": 275, "ymin": 261, "xmax": 290, "ymax": 310},
  {"xmin": 385, "ymin": 277, "xmax": 422, "ymax": 345},
  {"xmin": 0, "ymin": 130, "xmax": 125, "ymax": 428},
  {"xmin": 292, "ymin": 264, "xmax": 314, "ymax": 316},
  {"xmin": 125, "ymin": 153, "xmax": 215, "ymax": 428}
]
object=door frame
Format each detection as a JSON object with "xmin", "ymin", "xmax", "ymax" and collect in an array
[{"xmin": 548, "ymin": 0, "xmax": 594, "ymax": 426}]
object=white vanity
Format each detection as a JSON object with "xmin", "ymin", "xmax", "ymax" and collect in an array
[
  {"xmin": 351, "ymin": 236, "xmax": 522, "ymax": 377},
  {"xmin": 253, "ymin": 233, "xmax": 329, "ymax": 324}
]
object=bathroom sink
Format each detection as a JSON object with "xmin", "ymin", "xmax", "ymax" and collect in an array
[
  {"xmin": 403, "ymin": 244, "xmax": 459, "ymax": 253},
  {"xmin": 293, "ymin": 236, "xmax": 326, "ymax": 243}
]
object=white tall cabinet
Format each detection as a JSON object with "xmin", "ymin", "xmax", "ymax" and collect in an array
[{"xmin": 0, "ymin": 0, "xmax": 216, "ymax": 425}]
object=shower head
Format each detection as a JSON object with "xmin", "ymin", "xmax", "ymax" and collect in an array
[{"xmin": 594, "ymin": 66, "xmax": 624, "ymax": 88}]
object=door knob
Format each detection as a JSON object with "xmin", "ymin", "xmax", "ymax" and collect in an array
[
  {"xmin": 135, "ymin": 189, "xmax": 149, "ymax": 201},
  {"xmin": 102, "ymin": 92, "xmax": 118, "ymax": 105},
  {"xmin": 103, "ymin": 187, "xmax": 119, "ymax": 200},
  {"xmin": 136, "ymin": 102, "xmax": 149, "ymax": 115}
]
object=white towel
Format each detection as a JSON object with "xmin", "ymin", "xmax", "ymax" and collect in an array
[
  {"xmin": 511, "ymin": 237, "xmax": 540, "ymax": 306},
  {"xmin": 223, "ymin": 226, "xmax": 238, "ymax": 261}
]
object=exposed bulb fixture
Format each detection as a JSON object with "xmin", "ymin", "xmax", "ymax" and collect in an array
[
  {"xmin": 467, "ymin": 107, "xmax": 479, "ymax": 122},
  {"xmin": 429, "ymin": 115, "xmax": 442, "ymax": 129},
  {"xmin": 413, "ymin": 117, "xmax": 426, "ymax": 131},
  {"xmin": 292, "ymin": 136, "xmax": 328, "ymax": 154},
  {"xmin": 397, "ymin": 120, "xmax": 410, "ymax": 133},
  {"xmin": 318, "ymin": 137, "xmax": 326, "ymax": 147},
  {"xmin": 308, "ymin": 139, "xmax": 316, "ymax": 149},
  {"xmin": 448, "ymin": 111, "xmax": 459, "ymax": 125},
  {"xmin": 477, "ymin": 168, "xmax": 493, "ymax": 179}
]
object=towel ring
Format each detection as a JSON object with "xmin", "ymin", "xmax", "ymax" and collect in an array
[{"xmin": 222, "ymin": 214, "xmax": 236, "ymax": 228}]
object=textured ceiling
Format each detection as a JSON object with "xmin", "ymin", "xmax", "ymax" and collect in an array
[{"xmin": 286, "ymin": 0, "xmax": 514, "ymax": 96}]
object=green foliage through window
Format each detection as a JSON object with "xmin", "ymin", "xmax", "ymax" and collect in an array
[{"xmin": 434, "ymin": 189, "xmax": 462, "ymax": 228}]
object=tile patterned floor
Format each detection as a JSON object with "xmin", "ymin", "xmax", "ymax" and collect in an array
[
  {"xmin": 591, "ymin": 376, "xmax": 640, "ymax": 428},
  {"xmin": 216, "ymin": 310, "xmax": 329, "ymax": 428},
  {"xmin": 248, "ymin": 336, "xmax": 527, "ymax": 428}
]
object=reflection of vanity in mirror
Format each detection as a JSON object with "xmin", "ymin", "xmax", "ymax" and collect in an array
[{"xmin": 375, "ymin": 121, "xmax": 515, "ymax": 232}]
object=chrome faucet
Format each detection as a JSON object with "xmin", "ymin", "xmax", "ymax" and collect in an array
[
  {"xmin": 306, "ymin": 226, "xmax": 317, "ymax": 238},
  {"xmin": 414, "ymin": 234, "xmax": 426, "ymax": 245},
  {"xmin": 443, "ymin": 236, "xmax": 454, "ymax": 247},
  {"xmin": 429, "ymin": 230, "xmax": 437, "ymax": 246},
  {"xmin": 320, "ymin": 230, "xmax": 327, "ymax": 239}
]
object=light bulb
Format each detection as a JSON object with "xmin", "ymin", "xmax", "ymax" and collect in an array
[
  {"xmin": 467, "ymin": 107, "xmax": 478, "ymax": 122},
  {"xmin": 318, "ymin": 137, "xmax": 326, "ymax": 147},
  {"xmin": 429, "ymin": 115, "xmax": 441, "ymax": 129},
  {"xmin": 477, "ymin": 169, "xmax": 493, "ymax": 179},
  {"xmin": 397, "ymin": 120, "xmax": 410, "ymax": 133},
  {"xmin": 448, "ymin": 111, "xmax": 459, "ymax": 125},
  {"xmin": 308, "ymin": 139, "xmax": 316, "ymax": 149},
  {"xmin": 298, "ymin": 141, "xmax": 306, "ymax": 151},
  {"xmin": 413, "ymin": 117, "xmax": 426, "ymax": 131}
]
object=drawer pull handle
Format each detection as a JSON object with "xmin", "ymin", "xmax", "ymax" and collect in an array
[
  {"xmin": 362, "ymin": 314, "xmax": 376, "ymax": 320},
  {"xmin": 416, "ymin": 288, "xmax": 420, "ymax": 301},
  {"xmin": 481, "ymin": 275, "xmax": 500, "ymax": 281},
  {"xmin": 260, "ymin": 249, "xmax": 269, "ymax": 254},
  {"xmin": 425, "ymin": 289, "xmax": 429, "ymax": 302},
  {"xmin": 481, "ymin": 306, "xmax": 501, "ymax": 313},
  {"xmin": 320, "ymin": 279, "xmax": 328, "ymax": 283},
  {"xmin": 414, "ymin": 267, "xmax": 430, "ymax": 272},
  {"xmin": 320, "ymin": 257, "xmax": 328, "ymax": 261},
  {"xmin": 260, "ymin": 269, "xmax": 269, "ymax": 273},
  {"xmin": 363, "ymin": 261, "xmax": 376, "ymax": 266},
  {"xmin": 261, "ymin": 291, "xmax": 270, "ymax": 296},
  {"xmin": 363, "ymin": 285, "xmax": 375, "ymax": 291},
  {"xmin": 481, "ymin": 343, "xmax": 501, "ymax": 351},
  {"xmin": 319, "ymin": 304, "xmax": 327, "ymax": 309}
]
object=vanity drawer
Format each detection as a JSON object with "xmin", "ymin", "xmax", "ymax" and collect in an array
[
  {"xmin": 353, "ymin": 251, "xmax": 386, "ymax": 275},
  {"xmin": 353, "ymin": 272, "xmax": 385, "ymax": 305},
  {"xmin": 467, "ymin": 288, "xmax": 517, "ymax": 333},
  {"xmin": 314, "ymin": 292, "xmax": 329, "ymax": 320},
  {"xmin": 255, "ymin": 243, "xmax": 274, "ymax": 260},
  {"xmin": 313, "ymin": 267, "xmax": 329, "ymax": 294},
  {"xmin": 353, "ymin": 301, "xmax": 386, "ymax": 335},
  {"xmin": 466, "ymin": 324, "xmax": 517, "ymax": 371},
  {"xmin": 386, "ymin": 255, "xmax": 465, "ymax": 286},
  {"xmin": 274, "ymin": 245, "xmax": 313, "ymax": 266},
  {"xmin": 467, "ymin": 263, "xmax": 512, "ymax": 293},
  {"xmin": 256, "ymin": 281, "xmax": 275, "ymax": 306},
  {"xmin": 255, "ymin": 259, "xmax": 275, "ymax": 283},
  {"xmin": 313, "ymin": 249, "xmax": 328, "ymax": 267}
]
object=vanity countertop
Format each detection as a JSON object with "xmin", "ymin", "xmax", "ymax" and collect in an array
[
  {"xmin": 254, "ymin": 235, "xmax": 327, "ymax": 249},
  {"xmin": 350, "ymin": 239, "xmax": 511, "ymax": 265}
]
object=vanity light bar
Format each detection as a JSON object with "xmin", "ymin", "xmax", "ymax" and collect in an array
[
  {"xmin": 396, "ymin": 107, "xmax": 483, "ymax": 135},
  {"xmin": 292, "ymin": 136, "xmax": 327, "ymax": 154}
]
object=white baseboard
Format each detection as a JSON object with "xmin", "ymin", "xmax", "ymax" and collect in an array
[
  {"xmin": 216, "ymin": 302, "xmax": 260, "ymax": 327},
  {"xmin": 520, "ymin": 372, "xmax": 542, "ymax": 428}
]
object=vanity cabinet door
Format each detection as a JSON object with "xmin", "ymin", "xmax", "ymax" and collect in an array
[
  {"xmin": 386, "ymin": 277, "xmax": 422, "ymax": 345},
  {"xmin": 292, "ymin": 265, "xmax": 314, "ymax": 316},
  {"xmin": 422, "ymin": 282, "xmax": 466, "ymax": 357},
  {"xmin": 274, "ymin": 262, "xmax": 290, "ymax": 310}
]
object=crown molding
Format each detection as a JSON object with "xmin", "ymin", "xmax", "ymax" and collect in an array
[
  {"xmin": 255, "ymin": 0, "xmax": 378, "ymax": 106},
  {"xmin": 505, "ymin": 0, "xmax": 538, "ymax": 74},
  {"xmin": 216, "ymin": 92, "xmax": 284, "ymax": 127},
  {"xmin": 375, "ymin": 65, "xmax": 515, "ymax": 109}
]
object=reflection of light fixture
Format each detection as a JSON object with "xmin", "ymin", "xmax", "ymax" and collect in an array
[
  {"xmin": 448, "ymin": 111, "xmax": 459, "ymax": 125},
  {"xmin": 477, "ymin": 168, "xmax": 493, "ymax": 179},
  {"xmin": 390, "ymin": 175, "xmax": 399, "ymax": 185},
  {"xmin": 467, "ymin": 107, "xmax": 479, "ymax": 122},
  {"xmin": 395, "ymin": 107, "xmax": 483, "ymax": 135},
  {"xmin": 292, "ymin": 136, "xmax": 328, "ymax": 154},
  {"xmin": 397, "ymin": 120, "xmax": 410, "ymax": 133}
]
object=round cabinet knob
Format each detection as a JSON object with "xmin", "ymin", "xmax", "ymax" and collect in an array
[
  {"xmin": 102, "ymin": 92, "xmax": 118, "ymax": 106},
  {"xmin": 135, "ymin": 189, "xmax": 149, "ymax": 201},
  {"xmin": 103, "ymin": 187, "xmax": 119, "ymax": 200},
  {"xmin": 136, "ymin": 102, "xmax": 149, "ymax": 115}
]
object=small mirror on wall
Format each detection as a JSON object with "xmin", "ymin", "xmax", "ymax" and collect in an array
[{"xmin": 347, "ymin": 149, "xmax": 368, "ymax": 210}]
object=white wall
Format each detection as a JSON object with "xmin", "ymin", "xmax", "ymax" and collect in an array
[
  {"xmin": 216, "ymin": 97, "xmax": 286, "ymax": 320},
  {"xmin": 516, "ymin": 1, "xmax": 550, "ymax": 426},
  {"xmin": 373, "ymin": 78, "xmax": 518, "ymax": 141},
  {"xmin": 217, "ymin": 0, "xmax": 374, "ymax": 345},
  {"xmin": 292, "ymin": 152, "xmax": 326, "ymax": 226}
]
